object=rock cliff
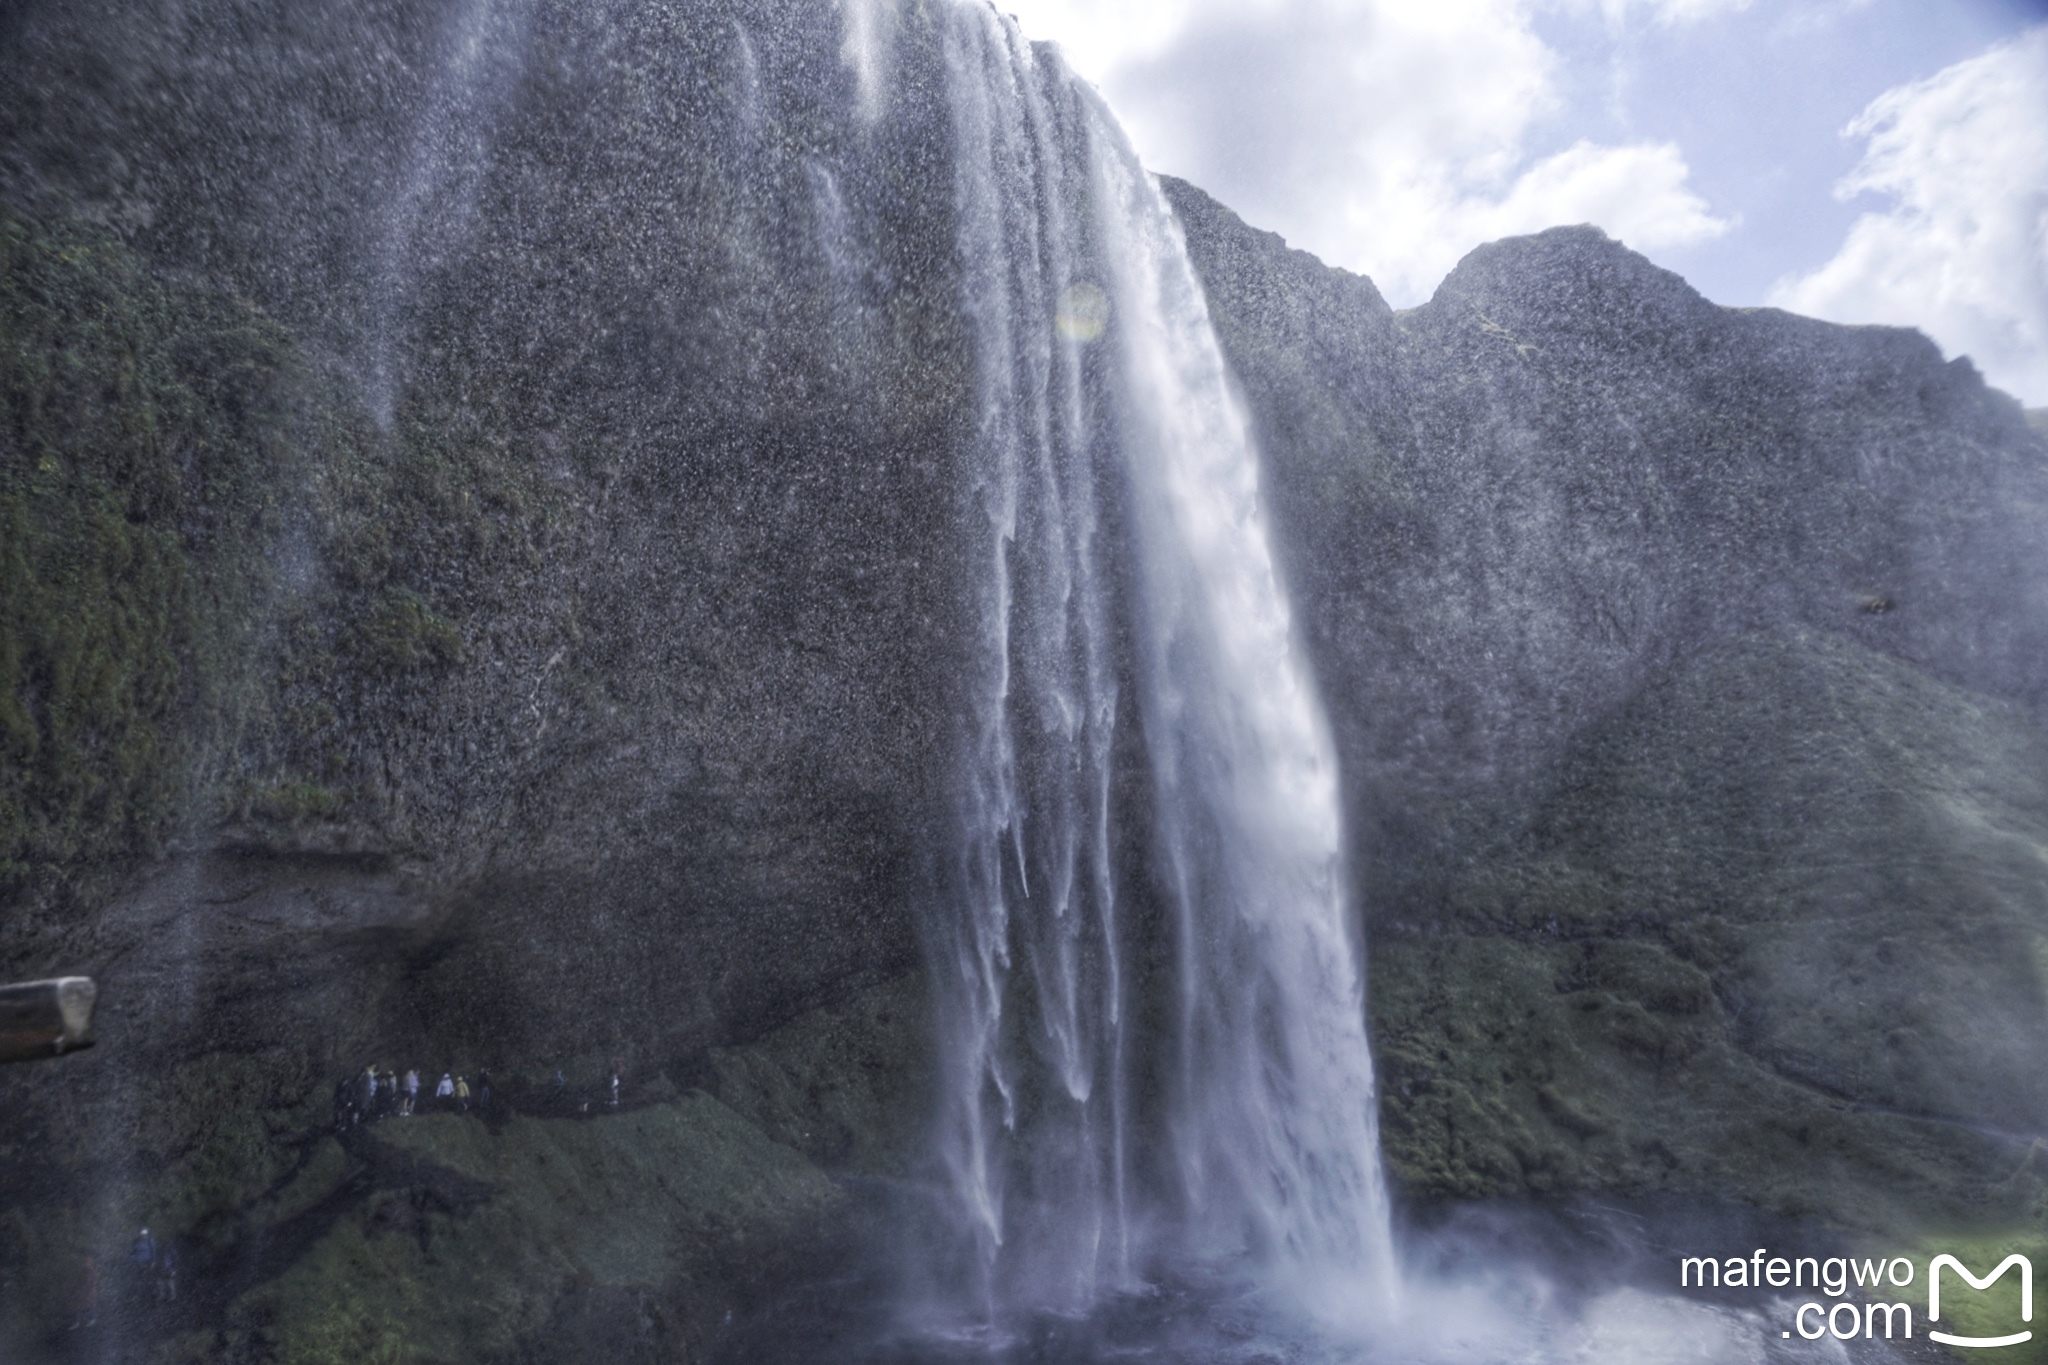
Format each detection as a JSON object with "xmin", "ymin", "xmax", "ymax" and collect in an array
[
  {"xmin": 2, "ymin": 0, "xmax": 962, "ymax": 1355},
  {"xmin": 2, "ymin": 1, "xmax": 2046, "ymax": 1358},
  {"xmin": 1169, "ymin": 180, "xmax": 2048, "ymax": 1231}
]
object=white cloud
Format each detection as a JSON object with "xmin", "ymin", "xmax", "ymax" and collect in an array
[
  {"xmin": 1590, "ymin": 0, "xmax": 1758, "ymax": 25},
  {"xmin": 993, "ymin": 0, "xmax": 1204, "ymax": 73},
  {"xmin": 1478, "ymin": 140, "xmax": 1732, "ymax": 249},
  {"xmin": 1769, "ymin": 26, "xmax": 2048, "ymax": 406},
  {"xmin": 1000, "ymin": 0, "xmax": 1733, "ymax": 305}
]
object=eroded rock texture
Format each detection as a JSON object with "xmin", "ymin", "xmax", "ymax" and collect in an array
[
  {"xmin": 2, "ymin": 1, "xmax": 959, "ymax": 1355},
  {"xmin": 1170, "ymin": 179, "xmax": 2048, "ymax": 1231}
]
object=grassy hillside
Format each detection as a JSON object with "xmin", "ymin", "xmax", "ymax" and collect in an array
[{"xmin": 1373, "ymin": 629, "xmax": 2048, "ymax": 1236}]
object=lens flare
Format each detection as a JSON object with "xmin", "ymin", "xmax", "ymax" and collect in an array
[{"xmin": 1056, "ymin": 281, "xmax": 1109, "ymax": 342}]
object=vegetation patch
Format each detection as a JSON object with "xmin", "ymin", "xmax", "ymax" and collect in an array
[
  {"xmin": 0, "ymin": 206, "xmax": 293, "ymax": 917},
  {"xmin": 1371, "ymin": 630, "xmax": 2048, "ymax": 1236},
  {"xmin": 210, "ymin": 1097, "xmax": 843, "ymax": 1364},
  {"xmin": 1916, "ymin": 1228, "xmax": 2048, "ymax": 1363}
]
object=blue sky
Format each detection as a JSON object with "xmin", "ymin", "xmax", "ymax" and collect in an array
[{"xmin": 992, "ymin": 0, "xmax": 2048, "ymax": 404}]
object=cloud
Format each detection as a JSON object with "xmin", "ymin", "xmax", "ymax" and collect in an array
[
  {"xmin": 994, "ymin": 0, "xmax": 1201, "ymax": 71},
  {"xmin": 1591, "ymin": 0, "xmax": 1759, "ymax": 25},
  {"xmin": 1769, "ymin": 26, "xmax": 2048, "ymax": 405},
  {"xmin": 1477, "ymin": 140, "xmax": 1732, "ymax": 248},
  {"xmin": 1002, "ymin": 0, "xmax": 1733, "ymax": 304}
]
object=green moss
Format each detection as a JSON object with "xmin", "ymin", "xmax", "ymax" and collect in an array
[
  {"xmin": 243, "ymin": 1216, "xmax": 433, "ymax": 1365},
  {"xmin": 0, "ymin": 205, "xmax": 294, "ymax": 911},
  {"xmin": 1919, "ymin": 1229, "xmax": 2048, "ymax": 1362},
  {"xmin": 0, "ymin": 192, "xmax": 594, "ymax": 905},
  {"xmin": 347, "ymin": 588, "xmax": 463, "ymax": 676},
  {"xmin": 249, "ymin": 780, "xmax": 344, "ymax": 824},
  {"xmin": 706, "ymin": 972, "xmax": 929, "ymax": 1174},
  {"xmin": 1371, "ymin": 630, "xmax": 2048, "ymax": 1234},
  {"xmin": 0, "ymin": 196, "xmax": 585, "ymax": 903},
  {"xmin": 137, "ymin": 1047, "xmax": 333, "ymax": 1248},
  {"xmin": 225, "ymin": 1097, "xmax": 842, "ymax": 1363}
]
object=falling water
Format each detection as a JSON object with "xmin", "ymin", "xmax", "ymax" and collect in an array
[
  {"xmin": 805, "ymin": 158, "xmax": 873, "ymax": 342},
  {"xmin": 929, "ymin": 0, "xmax": 1129, "ymax": 1318},
  {"xmin": 840, "ymin": 0, "xmax": 896, "ymax": 123},
  {"xmin": 730, "ymin": 21, "xmax": 764, "ymax": 141},
  {"xmin": 922, "ymin": 0, "xmax": 1395, "ymax": 1333},
  {"xmin": 365, "ymin": 0, "xmax": 532, "ymax": 429}
]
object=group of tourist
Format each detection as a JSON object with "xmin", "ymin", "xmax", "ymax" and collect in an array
[
  {"xmin": 332, "ymin": 1059, "xmax": 628, "ymax": 1130},
  {"xmin": 334, "ymin": 1064, "xmax": 494, "ymax": 1129}
]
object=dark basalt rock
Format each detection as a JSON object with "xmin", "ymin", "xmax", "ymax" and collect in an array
[{"xmin": 1, "ymin": 1, "xmax": 965, "ymax": 1354}]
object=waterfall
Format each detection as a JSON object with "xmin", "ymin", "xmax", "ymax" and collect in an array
[
  {"xmin": 840, "ymin": 0, "xmax": 896, "ymax": 123},
  {"xmin": 931, "ymin": 2, "xmax": 1129, "ymax": 1316},
  {"xmin": 365, "ymin": 0, "xmax": 532, "ymax": 429},
  {"xmin": 922, "ymin": 0, "xmax": 1396, "ymax": 1331}
]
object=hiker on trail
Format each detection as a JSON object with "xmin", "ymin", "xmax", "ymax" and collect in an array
[
  {"xmin": 380, "ymin": 1068, "xmax": 398, "ymax": 1116},
  {"xmin": 69, "ymin": 1254, "xmax": 98, "ymax": 1330},
  {"xmin": 455, "ymin": 1075, "xmax": 471, "ymax": 1112},
  {"xmin": 402, "ymin": 1068, "xmax": 420, "ymax": 1116},
  {"xmin": 436, "ymin": 1072, "xmax": 455, "ymax": 1108},
  {"xmin": 359, "ymin": 1065, "xmax": 378, "ymax": 1120},
  {"xmin": 129, "ymin": 1229, "xmax": 155, "ymax": 1292},
  {"xmin": 477, "ymin": 1070, "xmax": 492, "ymax": 1111},
  {"xmin": 608, "ymin": 1058, "xmax": 623, "ymax": 1109},
  {"xmin": 155, "ymin": 1241, "xmax": 178, "ymax": 1302}
]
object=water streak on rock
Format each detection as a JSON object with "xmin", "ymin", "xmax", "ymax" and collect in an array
[{"xmin": 367, "ymin": 0, "xmax": 533, "ymax": 429}]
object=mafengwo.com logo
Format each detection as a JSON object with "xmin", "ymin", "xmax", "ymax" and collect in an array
[{"xmin": 1681, "ymin": 1248, "xmax": 2034, "ymax": 1348}]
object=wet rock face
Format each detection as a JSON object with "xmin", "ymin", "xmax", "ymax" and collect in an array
[
  {"xmin": 1169, "ymin": 183, "xmax": 2048, "ymax": 1228},
  {"xmin": 1, "ymin": 0, "xmax": 970, "ymax": 1056},
  {"xmin": 1369, "ymin": 631, "xmax": 2048, "ymax": 1228},
  {"xmin": 2, "ymin": 1, "xmax": 967, "ymax": 1353},
  {"xmin": 1168, "ymin": 179, "xmax": 2048, "ymax": 891}
]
